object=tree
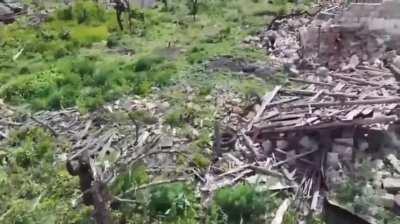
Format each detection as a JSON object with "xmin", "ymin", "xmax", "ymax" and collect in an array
[
  {"xmin": 187, "ymin": 0, "xmax": 199, "ymax": 21},
  {"xmin": 112, "ymin": 0, "xmax": 133, "ymax": 31}
]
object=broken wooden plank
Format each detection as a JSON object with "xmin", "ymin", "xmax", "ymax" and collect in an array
[
  {"xmin": 281, "ymin": 88, "xmax": 363, "ymax": 99},
  {"xmin": 257, "ymin": 116, "xmax": 398, "ymax": 134},
  {"xmin": 345, "ymin": 106, "xmax": 364, "ymax": 120},
  {"xmin": 289, "ymin": 78, "xmax": 335, "ymax": 87},
  {"xmin": 286, "ymin": 97, "xmax": 400, "ymax": 109},
  {"xmin": 254, "ymin": 86, "xmax": 282, "ymax": 121},
  {"xmin": 271, "ymin": 199, "xmax": 291, "ymax": 224},
  {"xmin": 331, "ymin": 73, "xmax": 396, "ymax": 89}
]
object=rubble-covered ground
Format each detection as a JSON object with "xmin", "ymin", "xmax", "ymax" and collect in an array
[{"xmin": 2, "ymin": 0, "xmax": 400, "ymax": 224}]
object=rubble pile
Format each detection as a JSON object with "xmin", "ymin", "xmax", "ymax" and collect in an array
[
  {"xmin": 0, "ymin": 0, "xmax": 24, "ymax": 24},
  {"xmin": 255, "ymin": 1, "xmax": 400, "ymax": 69},
  {"xmin": 203, "ymin": 1, "xmax": 400, "ymax": 218}
]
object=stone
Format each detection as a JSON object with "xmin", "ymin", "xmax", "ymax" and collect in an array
[
  {"xmin": 159, "ymin": 135, "xmax": 173, "ymax": 149},
  {"xmin": 375, "ymin": 159, "xmax": 385, "ymax": 170},
  {"xmin": 246, "ymin": 111, "xmax": 256, "ymax": 120},
  {"xmin": 341, "ymin": 54, "xmax": 360, "ymax": 71},
  {"xmin": 283, "ymin": 63, "xmax": 300, "ymax": 76},
  {"xmin": 382, "ymin": 177, "xmax": 400, "ymax": 194},
  {"xmin": 327, "ymin": 152, "xmax": 341, "ymax": 170},
  {"xmin": 332, "ymin": 144, "xmax": 353, "ymax": 162},
  {"xmin": 243, "ymin": 35, "xmax": 260, "ymax": 44},
  {"xmin": 232, "ymin": 106, "xmax": 243, "ymax": 114},
  {"xmin": 0, "ymin": 4, "xmax": 12, "ymax": 16},
  {"xmin": 276, "ymin": 140, "xmax": 289, "ymax": 150},
  {"xmin": 394, "ymin": 194, "xmax": 400, "ymax": 215},
  {"xmin": 262, "ymin": 140, "xmax": 273, "ymax": 154},
  {"xmin": 386, "ymin": 154, "xmax": 400, "ymax": 174},
  {"xmin": 159, "ymin": 102, "xmax": 170, "ymax": 112},
  {"xmin": 393, "ymin": 56, "xmax": 400, "ymax": 68},
  {"xmin": 378, "ymin": 193, "xmax": 395, "ymax": 209},
  {"xmin": 316, "ymin": 66, "xmax": 329, "ymax": 77},
  {"xmin": 204, "ymin": 95, "xmax": 213, "ymax": 101}
]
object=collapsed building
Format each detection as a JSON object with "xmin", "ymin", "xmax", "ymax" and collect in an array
[
  {"xmin": 300, "ymin": 0, "xmax": 400, "ymax": 68},
  {"xmin": 204, "ymin": 1, "xmax": 400, "ymax": 221}
]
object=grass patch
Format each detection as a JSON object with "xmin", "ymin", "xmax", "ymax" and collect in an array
[{"xmin": 0, "ymin": 0, "xmax": 289, "ymax": 113}]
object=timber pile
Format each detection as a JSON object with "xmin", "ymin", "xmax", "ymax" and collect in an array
[
  {"xmin": 0, "ymin": 96, "xmax": 192, "ymax": 223},
  {"xmin": 0, "ymin": 96, "xmax": 190, "ymax": 188}
]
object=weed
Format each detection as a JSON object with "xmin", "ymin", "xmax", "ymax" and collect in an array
[{"xmin": 165, "ymin": 106, "xmax": 184, "ymax": 127}]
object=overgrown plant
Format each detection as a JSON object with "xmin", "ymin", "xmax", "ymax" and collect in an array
[{"xmin": 213, "ymin": 184, "xmax": 279, "ymax": 223}]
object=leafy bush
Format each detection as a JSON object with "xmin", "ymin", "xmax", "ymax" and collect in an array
[
  {"xmin": 149, "ymin": 183, "xmax": 197, "ymax": 220},
  {"xmin": 134, "ymin": 56, "xmax": 165, "ymax": 72},
  {"xmin": 10, "ymin": 128, "xmax": 55, "ymax": 168},
  {"xmin": 192, "ymin": 152, "xmax": 210, "ymax": 168},
  {"xmin": 214, "ymin": 184, "xmax": 271, "ymax": 223},
  {"xmin": 0, "ymin": 71, "xmax": 61, "ymax": 103}
]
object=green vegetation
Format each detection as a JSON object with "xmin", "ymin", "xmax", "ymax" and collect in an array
[
  {"xmin": 213, "ymin": 184, "xmax": 280, "ymax": 223},
  {"xmin": 0, "ymin": 0, "xmax": 285, "ymax": 112},
  {"xmin": 0, "ymin": 128, "xmax": 91, "ymax": 223}
]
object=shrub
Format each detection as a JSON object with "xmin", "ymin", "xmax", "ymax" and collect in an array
[
  {"xmin": 192, "ymin": 152, "xmax": 210, "ymax": 168},
  {"xmin": 77, "ymin": 87, "xmax": 105, "ymax": 112},
  {"xmin": 134, "ymin": 56, "xmax": 165, "ymax": 72},
  {"xmin": 0, "ymin": 71, "xmax": 61, "ymax": 103},
  {"xmin": 214, "ymin": 184, "xmax": 268, "ymax": 223},
  {"xmin": 53, "ymin": 47, "xmax": 68, "ymax": 59},
  {"xmin": 149, "ymin": 183, "xmax": 196, "ymax": 220},
  {"xmin": 71, "ymin": 57, "xmax": 95, "ymax": 76},
  {"xmin": 149, "ymin": 63, "xmax": 176, "ymax": 87},
  {"xmin": 9, "ymin": 128, "xmax": 55, "ymax": 168}
]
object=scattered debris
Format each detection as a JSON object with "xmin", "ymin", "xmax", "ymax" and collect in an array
[{"xmin": 205, "ymin": 1, "xmax": 400, "ymax": 220}]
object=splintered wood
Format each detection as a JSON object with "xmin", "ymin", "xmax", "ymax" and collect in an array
[{"xmin": 212, "ymin": 63, "xmax": 400, "ymax": 212}]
